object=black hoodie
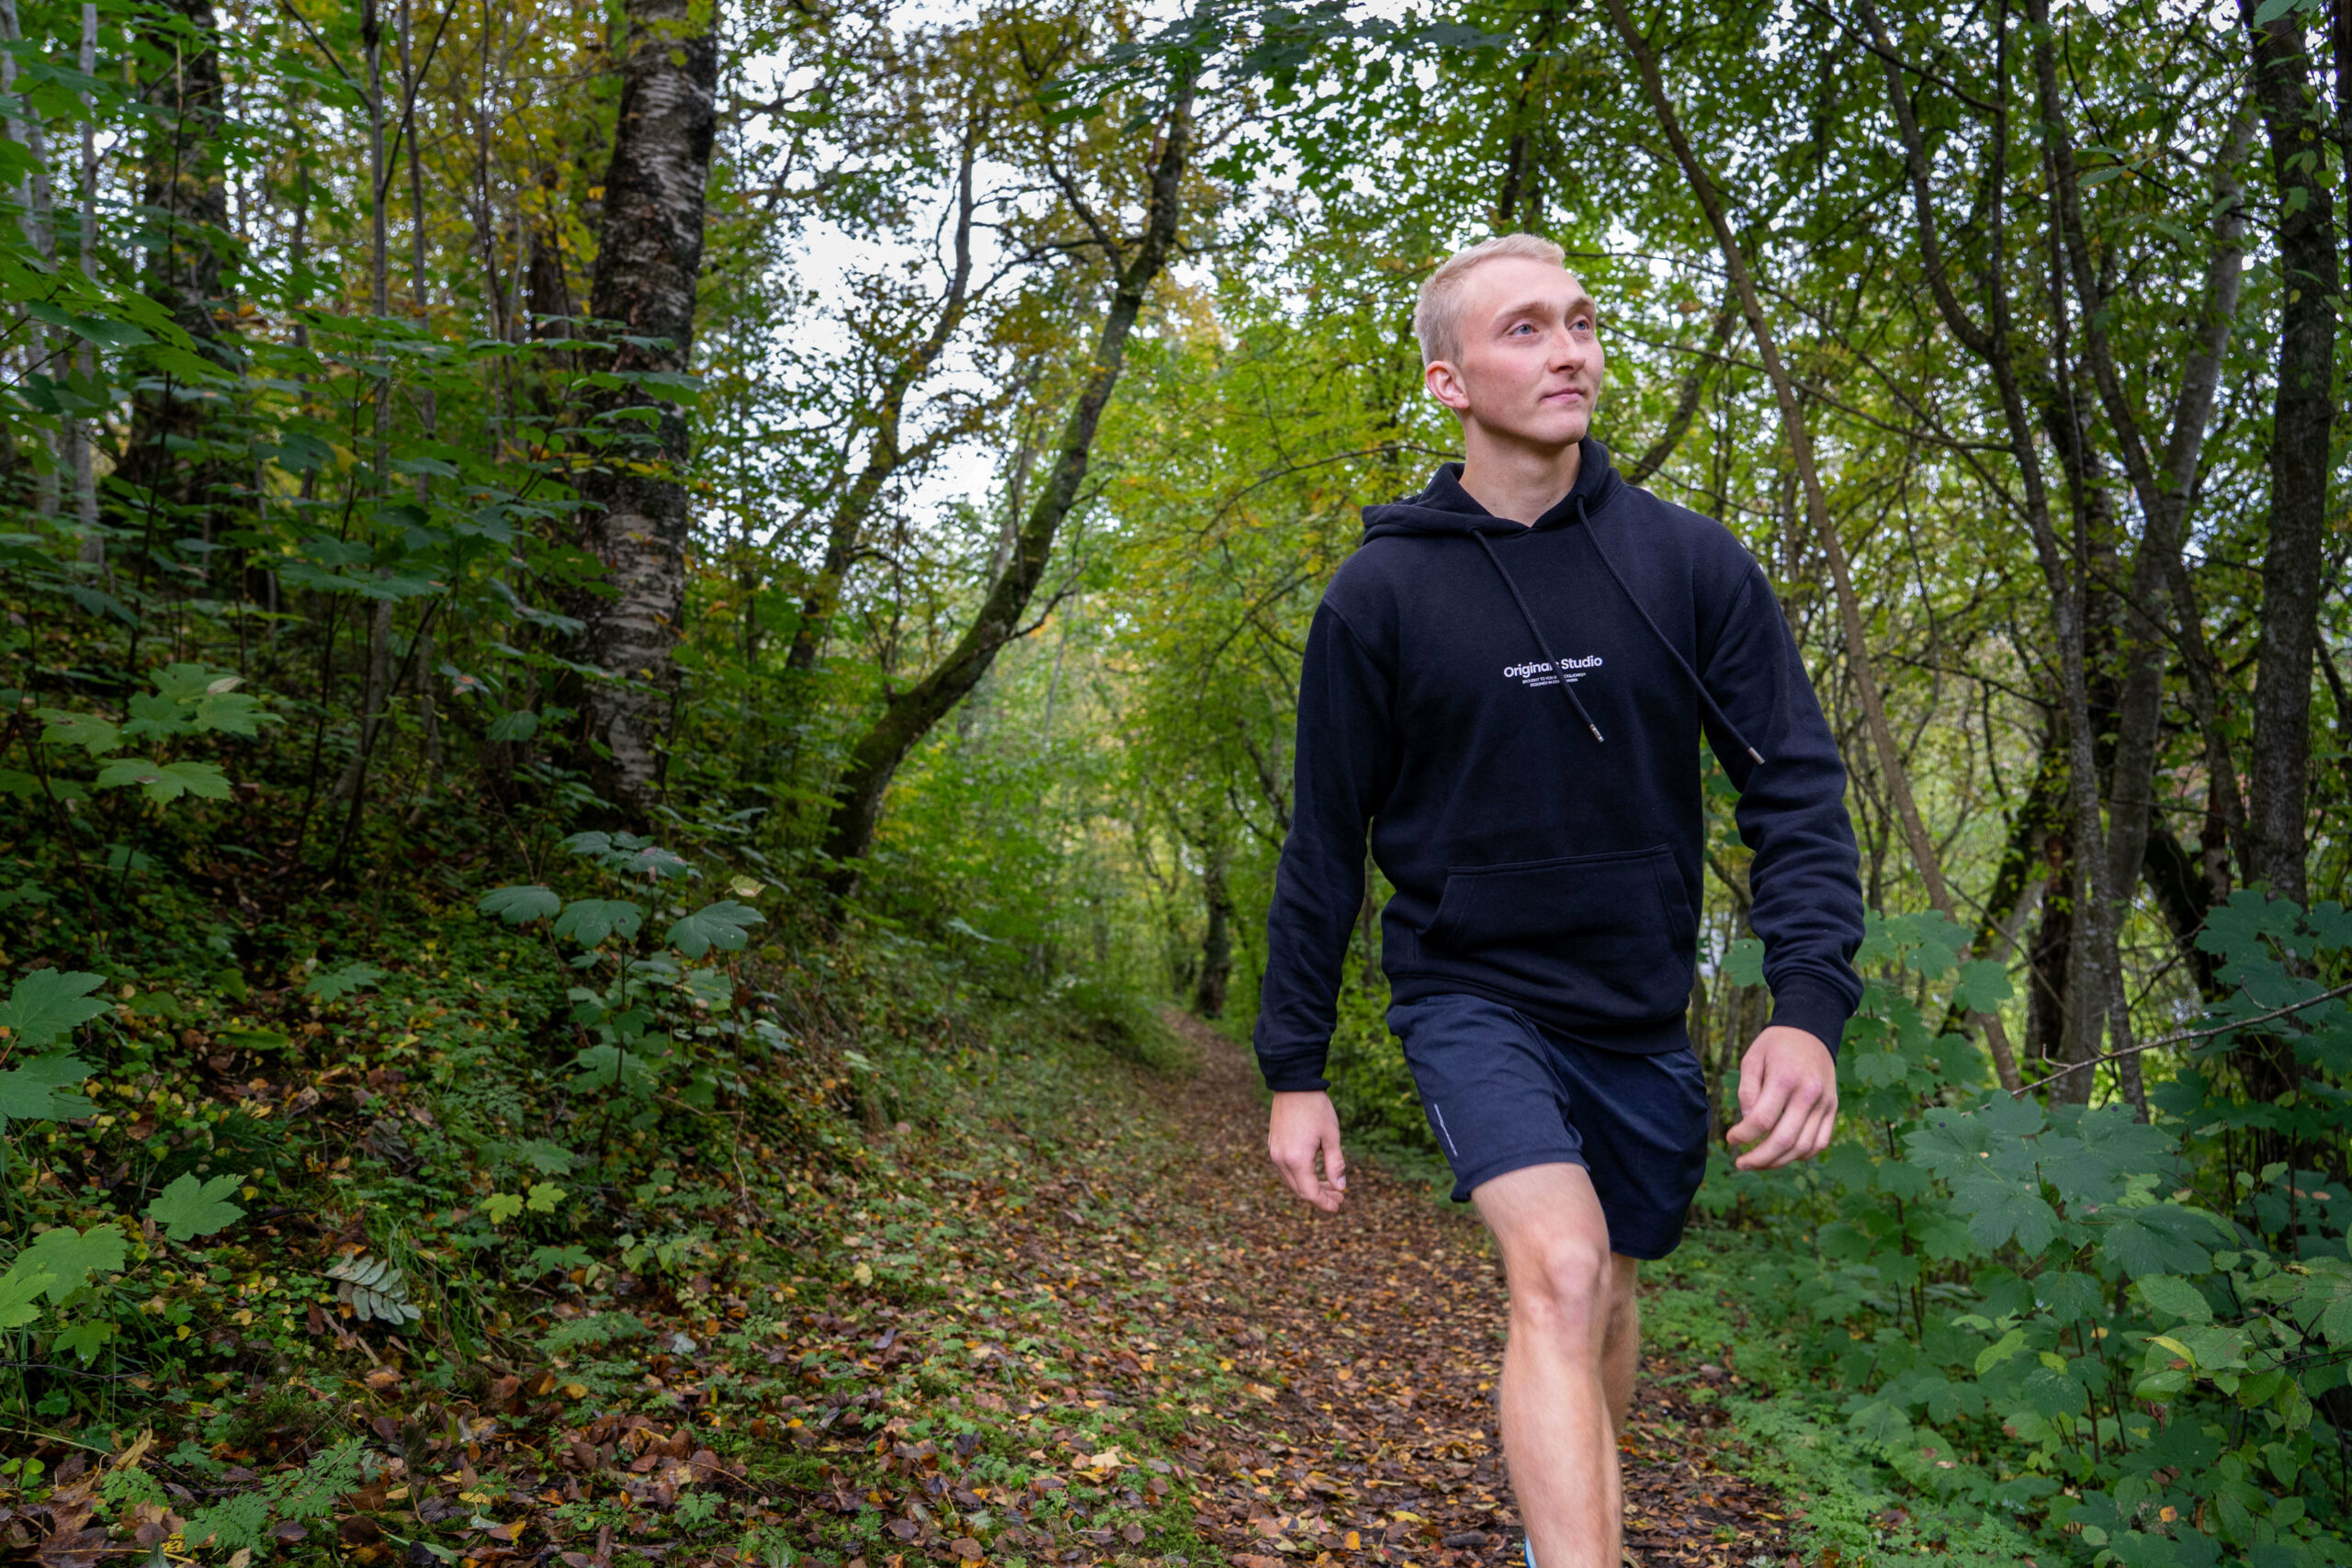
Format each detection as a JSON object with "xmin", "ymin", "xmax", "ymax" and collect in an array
[{"xmin": 1252, "ymin": 440, "xmax": 1865, "ymax": 1093}]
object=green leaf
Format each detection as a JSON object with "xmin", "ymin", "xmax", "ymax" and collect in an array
[
  {"xmin": 52, "ymin": 1319, "xmax": 116, "ymax": 1363},
  {"xmin": 23, "ymin": 1224, "xmax": 128, "ymax": 1302},
  {"xmin": 0, "ymin": 1054, "xmax": 94, "ymax": 1129},
  {"xmin": 303, "ymin": 962, "xmax": 386, "ymax": 1002},
  {"xmin": 1723, "ymin": 937, "xmax": 1764, "ymax": 988},
  {"xmin": 477, "ymin": 885, "xmax": 560, "ymax": 924},
  {"xmin": 0, "ymin": 968, "xmax": 109, "ymax": 1050},
  {"xmin": 146, "ymin": 1173, "xmax": 246, "ymax": 1242},
  {"xmin": 484, "ymin": 1192, "xmax": 526, "ymax": 1223},
  {"xmin": 554, "ymin": 897, "xmax": 644, "ymax": 947},
  {"xmin": 33, "ymin": 708, "xmax": 121, "ymax": 756},
  {"xmin": 94, "ymin": 757, "xmax": 232, "ymax": 803},
  {"xmin": 1976, "ymin": 1325, "xmax": 2029, "ymax": 1375},
  {"xmin": 484, "ymin": 709, "xmax": 538, "ymax": 741},
  {"xmin": 2134, "ymin": 1274, "xmax": 2214, "ymax": 1325},
  {"xmin": 526, "ymin": 1181, "xmax": 568, "ymax": 1213},
  {"xmin": 665, "ymin": 899, "xmax": 763, "ymax": 959},
  {"xmin": 1952, "ymin": 958, "xmax": 2014, "ymax": 1013},
  {"xmin": 0, "ymin": 1255, "xmax": 55, "ymax": 1327}
]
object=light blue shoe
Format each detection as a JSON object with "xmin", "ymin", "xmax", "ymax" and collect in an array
[{"xmin": 1523, "ymin": 1542, "xmax": 1534, "ymax": 1568}]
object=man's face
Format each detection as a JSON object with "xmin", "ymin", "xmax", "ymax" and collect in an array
[{"xmin": 1425, "ymin": 256, "xmax": 1605, "ymax": 449}]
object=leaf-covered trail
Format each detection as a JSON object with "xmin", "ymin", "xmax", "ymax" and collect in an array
[{"xmin": 1135, "ymin": 1012, "xmax": 1797, "ymax": 1567}]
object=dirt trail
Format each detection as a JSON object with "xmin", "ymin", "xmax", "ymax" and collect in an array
[{"xmin": 1146, "ymin": 1010, "xmax": 1794, "ymax": 1568}]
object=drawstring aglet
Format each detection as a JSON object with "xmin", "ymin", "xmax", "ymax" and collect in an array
[
  {"xmin": 1747, "ymin": 746, "xmax": 1765, "ymax": 765},
  {"xmin": 1589, "ymin": 723, "xmax": 1606, "ymax": 743}
]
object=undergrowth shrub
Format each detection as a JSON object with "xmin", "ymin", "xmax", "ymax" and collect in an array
[{"xmin": 1699, "ymin": 897, "xmax": 2352, "ymax": 1567}]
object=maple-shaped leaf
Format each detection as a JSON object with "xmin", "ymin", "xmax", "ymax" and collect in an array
[
  {"xmin": 0, "ymin": 1254, "xmax": 53, "ymax": 1328},
  {"xmin": 665, "ymin": 899, "xmax": 763, "ymax": 959},
  {"xmin": 303, "ymin": 962, "xmax": 386, "ymax": 1002},
  {"xmin": 478, "ymin": 884, "xmax": 560, "ymax": 924},
  {"xmin": 23, "ymin": 1224, "xmax": 129, "ymax": 1303},
  {"xmin": 93, "ymin": 757, "xmax": 231, "ymax": 803},
  {"xmin": 33, "ymin": 708, "xmax": 122, "ymax": 756},
  {"xmin": 0, "ymin": 968, "xmax": 109, "ymax": 1050},
  {"xmin": 554, "ymin": 897, "xmax": 644, "ymax": 947},
  {"xmin": 0, "ymin": 1054, "xmax": 94, "ymax": 1130},
  {"xmin": 146, "ymin": 1173, "xmax": 246, "ymax": 1242}
]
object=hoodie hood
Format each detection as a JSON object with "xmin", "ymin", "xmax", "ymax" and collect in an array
[{"xmin": 1361, "ymin": 438, "xmax": 1623, "ymax": 541}]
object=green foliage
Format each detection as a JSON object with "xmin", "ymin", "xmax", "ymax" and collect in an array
[
  {"xmin": 144, "ymin": 1173, "xmax": 246, "ymax": 1242},
  {"xmin": 326, "ymin": 1253, "xmax": 423, "ymax": 1326},
  {"xmin": 180, "ymin": 1441, "xmax": 376, "ymax": 1551},
  {"xmin": 0, "ymin": 968, "xmax": 109, "ymax": 1051},
  {"xmin": 1700, "ymin": 896, "xmax": 2352, "ymax": 1565},
  {"xmin": 303, "ymin": 961, "xmax": 387, "ymax": 1001}
]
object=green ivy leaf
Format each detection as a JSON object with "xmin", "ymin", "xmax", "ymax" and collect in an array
[
  {"xmin": 665, "ymin": 899, "xmax": 763, "ymax": 959},
  {"xmin": 146, "ymin": 1173, "xmax": 247, "ymax": 1242},
  {"xmin": 477, "ymin": 885, "xmax": 560, "ymax": 924},
  {"xmin": 0, "ymin": 968, "xmax": 109, "ymax": 1050}
]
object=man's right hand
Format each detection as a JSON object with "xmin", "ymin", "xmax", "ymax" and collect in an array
[{"xmin": 1268, "ymin": 1090, "xmax": 1348, "ymax": 1213}]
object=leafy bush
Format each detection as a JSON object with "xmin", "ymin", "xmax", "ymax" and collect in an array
[{"xmin": 1704, "ymin": 897, "xmax": 2352, "ymax": 1566}]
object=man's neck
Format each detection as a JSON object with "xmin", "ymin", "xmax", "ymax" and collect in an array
[{"xmin": 1455, "ymin": 430, "xmax": 1583, "ymax": 526}]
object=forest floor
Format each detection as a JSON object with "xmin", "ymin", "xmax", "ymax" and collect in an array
[
  {"xmin": 1131, "ymin": 1010, "xmax": 1800, "ymax": 1568},
  {"xmin": 7, "ymin": 979, "xmax": 1811, "ymax": 1568}
]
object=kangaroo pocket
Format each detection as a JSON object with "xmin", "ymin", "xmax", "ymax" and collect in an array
[{"xmin": 1415, "ymin": 844, "xmax": 1696, "ymax": 1021}]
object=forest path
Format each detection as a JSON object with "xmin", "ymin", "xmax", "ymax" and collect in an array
[{"xmin": 1148, "ymin": 1010, "xmax": 1794, "ymax": 1568}]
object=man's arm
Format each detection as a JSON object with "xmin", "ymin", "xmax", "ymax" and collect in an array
[
  {"xmin": 1702, "ymin": 565, "xmax": 1867, "ymax": 1168},
  {"xmin": 1257, "ymin": 601, "xmax": 1398, "ymax": 1207}
]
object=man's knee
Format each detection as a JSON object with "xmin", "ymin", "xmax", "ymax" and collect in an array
[{"xmin": 1507, "ymin": 1230, "xmax": 1616, "ymax": 1344}]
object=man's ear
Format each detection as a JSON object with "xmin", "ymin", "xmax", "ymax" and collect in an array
[{"xmin": 1424, "ymin": 358, "xmax": 1471, "ymax": 415}]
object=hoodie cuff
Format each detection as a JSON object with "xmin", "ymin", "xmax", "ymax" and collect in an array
[
  {"xmin": 1257, "ymin": 1056, "xmax": 1331, "ymax": 1094},
  {"xmin": 1767, "ymin": 982, "xmax": 1852, "ymax": 1060}
]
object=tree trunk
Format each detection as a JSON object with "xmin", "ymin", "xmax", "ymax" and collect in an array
[
  {"xmin": 2239, "ymin": 0, "xmax": 2339, "ymax": 908},
  {"xmin": 786, "ymin": 134, "xmax": 979, "ymax": 673},
  {"xmin": 1193, "ymin": 842, "xmax": 1234, "ymax": 1021},
  {"xmin": 2026, "ymin": 823, "xmax": 2076, "ymax": 1089},
  {"xmin": 117, "ymin": 0, "xmax": 236, "ymax": 598},
  {"xmin": 1604, "ymin": 0, "xmax": 1958, "ymax": 926},
  {"xmin": 820, "ymin": 81, "xmax": 1194, "ymax": 890},
  {"xmin": 571, "ymin": 0, "xmax": 719, "ymax": 822}
]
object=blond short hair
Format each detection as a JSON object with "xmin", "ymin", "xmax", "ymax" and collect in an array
[{"xmin": 1412, "ymin": 233, "xmax": 1570, "ymax": 366}]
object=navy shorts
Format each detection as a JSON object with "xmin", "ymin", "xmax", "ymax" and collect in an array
[{"xmin": 1388, "ymin": 992, "xmax": 1712, "ymax": 1260}]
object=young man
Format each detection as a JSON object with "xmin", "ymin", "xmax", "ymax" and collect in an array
[{"xmin": 1253, "ymin": 234, "xmax": 1866, "ymax": 1568}]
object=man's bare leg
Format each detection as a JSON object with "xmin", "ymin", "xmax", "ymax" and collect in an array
[{"xmin": 1474, "ymin": 1163, "xmax": 1642, "ymax": 1568}]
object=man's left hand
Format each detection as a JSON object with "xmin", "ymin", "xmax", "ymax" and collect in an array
[{"xmin": 1725, "ymin": 1026, "xmax": 1838, "ymax": 1170}]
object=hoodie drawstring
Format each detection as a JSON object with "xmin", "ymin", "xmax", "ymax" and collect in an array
[
  {"xmin": 1475, "ymin": 530, "xmax": 1606, "ymax": 745},
  {"xmin": 1580, "ymin": 509, "xmax": 1767, "ymax": 766},
  {"xmin": 1477, "ymin": 496, "xmax": 1770, "ymax": 767}
]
